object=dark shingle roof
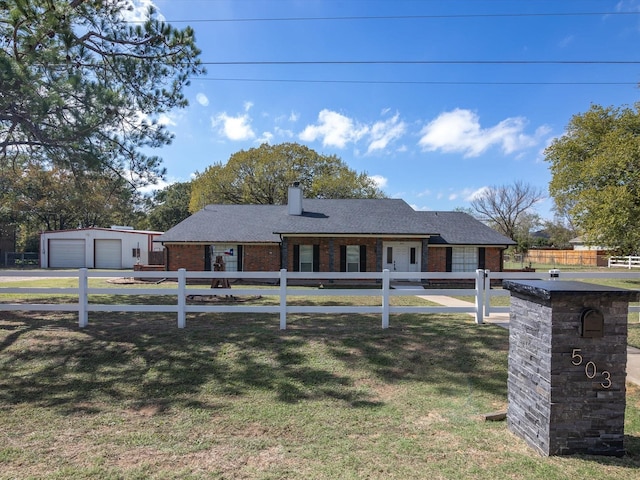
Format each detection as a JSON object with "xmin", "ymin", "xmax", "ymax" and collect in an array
[
  {"xmin": 156, "ymin": 199, "xmax": 515, "ymax": 247},
  {"xmin": 157, "ymin": 205, "xmax": 284, "ymax": 243},
  {"xmin": 274, "ymin": 199, "xmax": 434, "ymax": 235},
  {"xmin": 418, "ymin": 211, "xmax": 516, "ymax": 246}
]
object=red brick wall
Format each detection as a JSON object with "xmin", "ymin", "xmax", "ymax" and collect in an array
[
  {"xmin": 165, "ymin": 243, "xmax": 281, "ymax": 272},
  {"xmin": 164, "ymin": 241, "xmax": 506, "ymax": 273},
  {"xmin": 485, "ymin": 247, "xmax": 503, "ymax": 272},
  {"xmin": 243, "ymin": 244, "xmax": 281, "ymax": 271},
  {"xmin": 428, "ymin": 246, "xmax": 447, "ymax": 272},
  {"xmin": 166, "ymin": 244, "xmax": 206, "ymax": 271}
]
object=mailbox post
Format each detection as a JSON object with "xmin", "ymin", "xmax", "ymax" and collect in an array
[{"xmin": 503, "ymin": 280, "xmax": 637, "ymax": 456}]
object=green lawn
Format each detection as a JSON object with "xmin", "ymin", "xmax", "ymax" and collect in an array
[{"xmin": 1, "ymin": 291, "xmax": 640, "ymax": 478}]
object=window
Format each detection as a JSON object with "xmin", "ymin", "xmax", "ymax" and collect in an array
[
  {"xmin": 299, "ymin": 245, "xmax": 314, "ymax": 272},
  {"xmin": 346, "ymin": 245, "xmax": 360, "ymax": 272},
  {"xmin": 386, "ymin": 246, "xmax": 393, "ymax": 264},
  {"xmin": 211, "ymin": 244, "xmax": 239, "ymax": 272},
  {"xmin": 451, "ymin": 247, "xmax": 478, "ymax": 272},
  {"xmin": 410, "ymin": 247, "xmax": 416, "ymax": 265},
  {"xmin": 132, "ymin": 247, "xmax": 140, "ymax": 258}
]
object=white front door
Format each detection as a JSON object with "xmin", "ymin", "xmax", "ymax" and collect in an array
[{"xmin": 383, "ymin": 242, "xmax": 421, "ymax": 273}]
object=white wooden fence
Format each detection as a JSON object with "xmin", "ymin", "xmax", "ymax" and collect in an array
[
  {"xmin": 482, "ymin": 269, "xmax": 640, "ymax": 318},
  {"xmin": 608, "ymin": 256, "xmax": 640, "ymax": 269},
  {"xmin": 0, "ymin": 268, "xmax": 638, "ymax": 329}
]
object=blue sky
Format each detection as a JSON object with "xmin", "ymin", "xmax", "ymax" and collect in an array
[{"xmin": 133, "ymin": 0, "xmax": 640, "ymax": 219}]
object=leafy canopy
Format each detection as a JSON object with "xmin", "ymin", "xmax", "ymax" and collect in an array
[
  {"xmin": 143, "ymin": 181, "xmax": 192, "ymax": 232},
  {"xmin": 189, "ymin": 143, "xmax": 385, "ymax": 212},
  {"xmin": 1, "ymin": 157, "xmax": 143, "ymax": 229},
  {"xmin": 545, "ymin": 103, "xmax": 640, "ymax": 254},
  {"xmin": 0, "ymin": 0, "xmax": 204, "ymax": 187}
]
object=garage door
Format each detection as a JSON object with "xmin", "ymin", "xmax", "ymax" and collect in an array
[
  {"xmin": 49, "ymin": 239, "xmax": 86, "ymax": 268},
  {"xmin": 95, "ymin": 239, "xmax": 122, "ymax": 269}
]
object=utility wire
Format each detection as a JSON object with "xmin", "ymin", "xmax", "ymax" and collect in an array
[
  {"xmin": 197, "ymin": 60, "xmax": 640, "ymax": 65},
  {"xmin": 145, "ymin": 12, "xmax": 640, "ymax": 24},
  {"xmin": 192, "ymin": 78, "xmax": 639, "ymax": 85}
]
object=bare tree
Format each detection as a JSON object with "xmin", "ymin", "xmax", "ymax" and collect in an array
[{"xmin": 470, "ymin": 181, "xmax": 545, "ymax": 242}]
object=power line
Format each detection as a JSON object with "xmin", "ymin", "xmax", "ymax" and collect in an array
[
  {"xmin": 146, "ymin": 12, "xmax": 640, "ymax": 24},
  {"xmin": 198, "ymin": 60, "xmax": 640, "ymax": 65},
  {"xmin": 193, "ymin": 77, "xmax": 639, "ymax": 86}
]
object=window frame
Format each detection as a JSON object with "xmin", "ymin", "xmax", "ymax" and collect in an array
[{"xmin": 451, "ymin": 247, "xmax": 478, "ymax": 272}]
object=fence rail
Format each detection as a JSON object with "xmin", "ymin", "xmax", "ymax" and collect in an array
[
  {"xmin": 0, "ymin": 268, "xmax": 638, "ymax": 329},
  {"xmin": 608, "ymin": 256, "xmax": 640, "ymax": 269}
]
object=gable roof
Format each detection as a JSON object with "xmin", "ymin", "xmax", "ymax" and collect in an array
[
  {"xmin": 418, "ymin": 211, "xmax": 516, "ymax": 246},
  {"xmin": 156, "ymin": 199, "xmax": 515, "ymax": 246},
  {"xmin": 157, "ymin": 204, "xmax": 284, "ymax": 243}
]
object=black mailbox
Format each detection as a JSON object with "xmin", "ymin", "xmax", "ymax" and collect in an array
[{"xmin": 580, "ymin": 308, "xmax": 604, "ymax": 338}]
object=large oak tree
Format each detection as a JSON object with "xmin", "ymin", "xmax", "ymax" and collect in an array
[
  {"xmin": 545, "ymin": 103, "xmax": 640, "ymax": 254},
  {"xmin": 189, "ymin": 143, "xmax": 385, "ymax": 212}
]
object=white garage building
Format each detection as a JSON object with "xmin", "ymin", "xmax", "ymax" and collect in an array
[{"xmin": 40, "ymin": 227, "xmax": 164, "ymax": 269}]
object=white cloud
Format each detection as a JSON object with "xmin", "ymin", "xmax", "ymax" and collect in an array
[
  {"xmin": 211, "ymin": 112, "xmax": 255, "ymax": 141},
  {"xmin": 275, "ymin": 126, "xmax": 294, "ymax": 138},
  {"xmin": 244, "ymin": 101, "xmax": 254, "ymax": 112},
  {"xmin": 120, "ymin": 1, "xmax": 165, "ymax": 22},
  {"xmin": 289, "ymin": 111, "xmax": 300, "ymax": 122},
  {"xmin": 157, "ymin": 113, "xmax": 177, "ymax": 127},
  {"xmin": 367, "ymin": 113, "xmax": 406, "ymax": 154},
  {"xmin": 196, "ymin": 93, "xmax": 209, "ymax": 106},
  {"xmin": 257, "ymin": 131, "xmax": 274, "ymax": 144},
  {"xmin": 616, "ymin": 1, "xmax": 640, "ymax": 13},
  {"xmin": 410, "ymin": 204, "xmax": 432, "ymax": 211},
  {"xmin": 369, "ymin": 175, "xmax": 388, "ymax": 189},
  {"xmin": 299, "ymin": 109, "xmax": 368, "ymax": 148},
  {"xmin": 559, "ymin": 35, "xmax": 575, "ymax": 48},
  {"xmin": 418, "ymin": 109, "xmax": 543, "ymax": 157},
  {"xmin": 465, "ymin": 186, "xmax": 490, "ymax": 202}
]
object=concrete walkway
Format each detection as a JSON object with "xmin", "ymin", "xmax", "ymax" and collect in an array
[{"xmin": 419, "ymin": 294, "xmax": 640, "ymax": 387}]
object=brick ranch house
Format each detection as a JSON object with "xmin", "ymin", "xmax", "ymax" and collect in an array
[{"xmin": 155, "ymin": 186, "xmax": 515, "ymax": 277}]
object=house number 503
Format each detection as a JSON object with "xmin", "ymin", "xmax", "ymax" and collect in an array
[{"xmin": 571, "ymin": 348, "xmax": 612, "ymax": 389}]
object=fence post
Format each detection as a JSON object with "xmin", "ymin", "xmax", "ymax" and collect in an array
[
  {"xmin": 475, "ymin": 269, "xmax": 484, "ymax": 324},
  {"xmin": 78, "ymin": 268, "xmax": 88, "ymax": 328},
  {"xmin": 382, "ymin": 269, "xmax": 390, "ymax": 329},
  {"xmin": 177, "ymin": 268, "xmax": 186, "ymax": 328},
  {"xmin": 484, "ymin": 270, "xmax": 491, "ymax": 317},
  {"xmin": 279, "ymin": 269, "xmax": 287, "ymax": 330}
]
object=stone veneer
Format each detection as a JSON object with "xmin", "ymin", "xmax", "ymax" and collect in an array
[{"xmin": 503, "ymin": 280, "xmax": 637, "ymax": 456}]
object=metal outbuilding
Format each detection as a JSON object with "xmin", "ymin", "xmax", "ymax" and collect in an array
[{"xmin": 40, "ymin": 227, "xmax": 164, "ymax": 269}]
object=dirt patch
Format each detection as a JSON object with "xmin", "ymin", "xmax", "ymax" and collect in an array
[
  {"xmin": 187, "ymin": 294, "xmax": 262, "ymax": 303},
  {"xmin": 107, "ymin": 277, "xmax": 163, "ymax": 285}
]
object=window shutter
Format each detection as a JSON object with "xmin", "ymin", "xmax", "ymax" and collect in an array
[
  {"xmin": 293, "ymin": 245, "xmax": 300, "ymax": 272},
  {"xmin": 478, "ymin": 247, "xmax": 486, "ymax": 270},
  {"xmin": 445, "ymin": 247, "xmax": 452, "ymax": 272},
  {"xmin": 340, "ymin": 245, "xmax": 347, "ymax": 272},
  {"xmin": 359, "ymin": 245, "xmax": 367, "ymax": 272},
  {"xmin": 313, "ymin": 245, "xmax": 320, "ymax": 272},
  {"xmin": 237, "ymin": 245, "xmax": 243, "ymax": 271},
  {"xmin": 204, "ymin": 245, "xmax": 212, "ymax": 271}
]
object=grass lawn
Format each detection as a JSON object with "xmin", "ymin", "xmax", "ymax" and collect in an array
[{"xmin": 2, "ymin": 292, "xmax": 640, "ymax": 478}]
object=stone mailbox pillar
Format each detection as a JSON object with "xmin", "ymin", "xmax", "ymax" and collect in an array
[{"xmin": 503, "ymin": 280, "xmax": 637, "ymax": 456}]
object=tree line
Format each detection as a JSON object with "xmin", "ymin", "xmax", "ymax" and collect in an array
[{"xmin": 2, "ymin": 2, "xmax": 638, "ymax": 255}]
